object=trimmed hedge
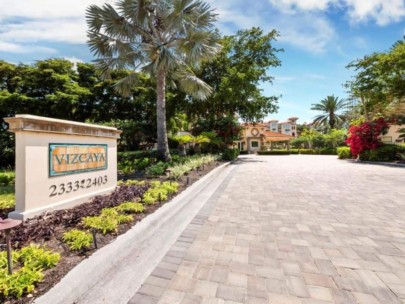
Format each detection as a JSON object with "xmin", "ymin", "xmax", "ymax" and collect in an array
[
  {"xmin": 257, "ymin": 150, "xmax": 290, "ymax": 155},
  {"xmin": 319, "ymin": 148, "xmax": 337, "ymax": 155},
  {"xmin": 222, "ymin": 148, "xmax": 239, "ymax": 161},
  {"xmin": 298, "ymin": 149, "xmax": 316, "ymax": 154},
  {"xmin": 360, "ymin": 144, "xmax": 405, "ymax": 162},
  {"xmin": 337, "ymin": 147, "xmax": 351, "ymax": 159}
]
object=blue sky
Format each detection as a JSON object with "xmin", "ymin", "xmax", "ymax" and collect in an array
[{"xmin": 0, "ymin": 0, "xmax": 404, "ymax": 124}]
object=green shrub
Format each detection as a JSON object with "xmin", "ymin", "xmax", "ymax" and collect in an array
[
  {"xmin": 0, "ymin": 246, "xmax": 59, "ymax": 298},
  {"xmin": 0, "ymin": 171, "xmax": 15, "ymax": 186},
  {"xmin": 142, "ymin": 192, "xmax": 157, "ymax": 205},
  {"xmin": 319, "ymin": 148, "xmax": 337, "ymax": 155},
  {"xmin": 118, "ymin": 180, "xmax": 146, "ymax": 187},
  {"xmin": 19, "ymin": 244, "xmax": 60, "ymax": 269},
  {"xmin": 222, "ymin": 148, "xmax": 239, "ymax": 161},
  {"xmin": 142, "ymin": 181, "xmax": 179, "ymax": 204},
  {"xmin": 63, "ymin": 229, "xmax": 93, "ymax": 251},
  {"xmin": 117, "ymin": 214, "xmax": 133, "ymax": 224},
  {"xmin": 337, "ymin": 147, "xmax": 351, "ymax": 159},
  {"xmin": 297, "ymin": 149, "xmax": 316, "ymax": 154},
  {"xmin": 145, "ymin": 162, "xmax": 169, "ymax": 176},
  {"xmin": 289, "ymin": 149, "xmax": 300, "ymax": 154},
  {"xmin": 115, "ymin": 202, "xmax": 145, "ymax": 213},
  {"xmin": 257, "ymin": 150, "xmax": 290, "ymax": 155},
  {"xmin": 360, "ymin": 144, "xmax": 405, "ymax": 162},
  {"xmin": 161, "ymin": 182, "xmax": 179, "ymax": 194},
  {"xmin": 0, "ymin": 266, "xmax": 44, "ymax": 298},
  {"xmin": 134, "ymin": 158, "xmax": 150, "ymax": 170},
  {"xmin": 0, "ymin": 191, "xmax": 15, "ymax": 209},
  {"xmin": 83, "ymin": 214, "xmax": 119, "ymax": 234}
]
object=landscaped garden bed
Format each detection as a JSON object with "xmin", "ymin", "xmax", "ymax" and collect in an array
[{"xmin": 0, "ymin": 155, "xmax": 223, "ymax": 303}]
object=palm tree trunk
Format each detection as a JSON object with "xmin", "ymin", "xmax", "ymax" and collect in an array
[{"xmin": 156, "ymin": 69, "xmax": 171, "ymax": 162}]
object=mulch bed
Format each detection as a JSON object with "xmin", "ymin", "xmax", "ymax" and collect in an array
[{"xmin": 0, "ymin": 161, "xmax": 224, "ymax": 304}]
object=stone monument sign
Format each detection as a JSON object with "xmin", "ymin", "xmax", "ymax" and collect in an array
[{"xmin": 4, "ymin": 115, "xmax": 121, "ymax": 220}]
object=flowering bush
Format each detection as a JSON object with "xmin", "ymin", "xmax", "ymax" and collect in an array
[{"xmin": 346, "ymin": 118, "xmax": 388, "ymax": 157}]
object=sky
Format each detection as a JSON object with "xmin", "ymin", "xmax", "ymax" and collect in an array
[{"xmin": 0, "ymin": 0, "xmax": 404, "ymax": 124}]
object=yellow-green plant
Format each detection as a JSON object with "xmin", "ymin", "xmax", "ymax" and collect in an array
[
  {"xmin": 0, "ymin": 244, "xmax": 59, "ymax": 298},
  {"xmin": 142, "ymin": 181, "xmax": 179, "ymax": 204},
  {"xmin": 115, "ymin": 202, "xmax": 145, "ymax": 213},
  {"xmin": 83, "ymin": 215, "xmax": 119, "ymax": 235},
  {"xmin": 19, "ymin": 244, "xmax": 60, "ymax": 269},
  {"xmin": 83, "ymin": 207, "xmax": 134, "ymax": 234},
  {"xmin": 0, "ymin": 267, "xmax": 44, "ymax": 298},
  {"xmin": 63, "ymin": 229, "xmax": 93, "ymax": 251}
]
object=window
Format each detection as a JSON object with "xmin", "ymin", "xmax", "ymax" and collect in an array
[{"xmin": 251, "ymin": 141, "xmax": 259, "ymax": 148}]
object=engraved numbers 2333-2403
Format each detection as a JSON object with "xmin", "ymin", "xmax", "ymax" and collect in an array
[{"xmin": 49, "ymin": 175, "xmax": 108, "ymax": 197}]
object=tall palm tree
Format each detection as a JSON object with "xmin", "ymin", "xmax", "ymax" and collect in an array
[
  {"xmin": 86, "ymin": 0, "xmax": 221, "ymax": 161},
  {"xmin": 311, "ymin": 95, "xmax": 348, "ymax": 129}
]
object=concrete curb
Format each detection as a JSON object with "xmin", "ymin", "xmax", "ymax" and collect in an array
[{"xmin": 34, "ymin": 162, "xmax": 233, "ymax": 304}]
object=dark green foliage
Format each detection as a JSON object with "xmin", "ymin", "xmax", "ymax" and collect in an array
[
  {"xmin": 239, "ymin": 150, "xmax": 249, "ymax": 155},
  {"xmin": 360, "ymin": 144, "xmax": 405, "ymax": 162},
  {"xmin": 319, "ymin": 148, "xmax": 337, "ymax": 155},
  {"xmin": 145, "ymin": 162, "xmax": 169, "ymax": 176},
  {"xmin": 337, "ymin": 147, "xmax": 352, "ymax": 159},
  {"xmin": 193, "ymin": 116, "xmax": 242, "ymax": 147},
  {"xmin": 296, "ymin": 149, "xmax": 316, "ymax": 154},
  {"xmin": 191, "ymin": 28, "xmax": 281, "ymax": 122},
  {"xmin": 222, "ymin": 148, "xmax": 240, "ymax": 161},
  {"xmin": 257, "ymin": 151, "xmax": 290, "ymax": 155}
]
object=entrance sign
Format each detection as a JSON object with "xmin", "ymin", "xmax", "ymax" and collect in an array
[
  {"xmin": 49, "ymin": 144, "xmax": 108, "ymax": 176},
  {"xmin": 4, "ymin": 115, "xmax": 121, "ymax": 220}
]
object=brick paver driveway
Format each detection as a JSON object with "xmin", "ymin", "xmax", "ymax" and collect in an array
[{"xmin": 131, "ymin": 155, "xmax": 405, "ymax": 304}]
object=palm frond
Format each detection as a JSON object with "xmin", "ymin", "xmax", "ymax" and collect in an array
[
  {"xmin": 175, "ymin": 69, "xmax": 212, "ymax": 100},
  {"xmin": 177, "ymin": 30, "xmax": 221, "ymax": 67},
  {"xmin": 114, "ymin": 72, "xmax": 140, "ymax": 96}
]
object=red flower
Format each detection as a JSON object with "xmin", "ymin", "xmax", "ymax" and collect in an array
[{"xmin": 346, "ymin": 118, "xmax": 388, "ymax": 157}]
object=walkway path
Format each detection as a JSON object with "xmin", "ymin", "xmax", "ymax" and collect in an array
[{"xmin": 130, "ymin": 155, "xmax": 405, "ymax": 304}]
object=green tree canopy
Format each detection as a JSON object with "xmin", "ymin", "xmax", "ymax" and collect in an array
[
  {"xmin": 185, "ymin": 27, "xmax": 281, "ymax": 123},
  {"xmin": 345, "ymin": 39, "xmax": 405, "ymax": 121}
]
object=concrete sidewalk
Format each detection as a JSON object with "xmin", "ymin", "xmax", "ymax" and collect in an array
[{"xmin": 37, "ymin": 155, "xmax": 405, "ymax": 304}]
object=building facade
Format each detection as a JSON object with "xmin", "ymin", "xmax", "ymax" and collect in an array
[{"xmin": 235, "ymin": 117, "xmax": 299, "ymax": 153}]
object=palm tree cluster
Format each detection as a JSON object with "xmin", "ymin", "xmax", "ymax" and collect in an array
[{"xmin": 86, "ymin": 0, "xmax": 221, "ymax": 161}]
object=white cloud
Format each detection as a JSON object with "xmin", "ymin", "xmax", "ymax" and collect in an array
[
  {"xmin": 269, "ymin": 0, "xmax": 335, "ymax": 12},
  {"xmin": 0, "ymin": 0, "xmax": 109, "ymax": 49},
  {"xmin": 268, "ymin": 0, "xmax": 405, "ymax": 25},
  {"xmin": 345, "ymin": 0, "xmax": 405, "ymax": 25},
  {"xmin": 274, "ymin": 76, "xmax": 296, "ymax": 83},
  {"xmin": 0, "ymin": 41, "xmax": 56, "ymax": 54},
  {"xmin": 277, "ymin": 13, "xmax": 336, "ymax": 53},
  {"xmin": 1, "ymin": 19, "xmax": 87, "ymax": 44},
  {"xmin": 0, "ymin": 0, "xmax": 108, "ymax": 19},
  {"xmin": 207, "ymin": 1, "xmax": 335, "ymax": 53}
]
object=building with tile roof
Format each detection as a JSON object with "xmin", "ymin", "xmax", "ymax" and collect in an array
[{"xmin": 235, "ymin": 117, "xmax": 299, "ymax": 153}]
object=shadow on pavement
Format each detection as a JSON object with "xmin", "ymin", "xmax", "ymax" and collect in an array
[{"xmin": 231, "ymin": 157, "xmax": 265, "ymax": 165}]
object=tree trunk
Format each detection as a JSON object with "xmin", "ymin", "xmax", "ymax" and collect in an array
[{"xmin": 156, "ymin": 69, "xmax": 171, "ymax": 162}]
